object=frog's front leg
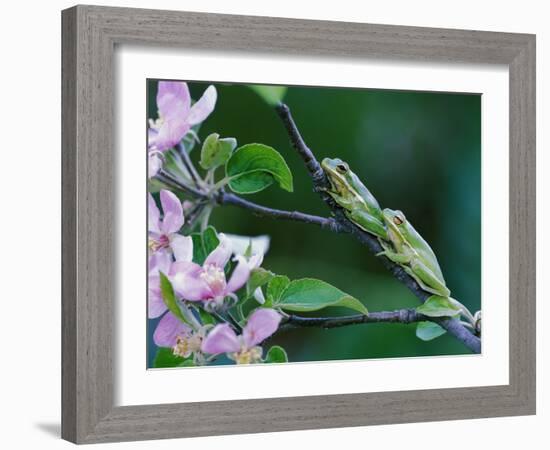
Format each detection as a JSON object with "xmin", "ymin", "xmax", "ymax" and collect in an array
[
  {"xmin": 324, "ymin": 190, "xmax": 354, "ymax": 210},
  {"xmin": 376, "ymin": 241, "xmax": 412, "ymax": 264},
  {"xmin": 346, "ymin": 209, "xmax": 388, "ymax": 240},
  {"xmin": 405, "ymin": 259, "xmax": 451, "ymax": 297}
]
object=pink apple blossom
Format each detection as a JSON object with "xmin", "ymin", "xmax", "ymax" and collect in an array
[
  {"xmin": 169, "ymin": 234, "xmax": 252, "ymax": 304},
  {"xmin": 148, "ymin": 190, "xmax": 193, "ymax": 261},
  {"xmin": 201, "ymin": 308, "xmax": 282, "ymax": 364},
  {"xmin": 148, "ymin": 189, "xmax": 193, "ymax": 320},
  {"xmin": 153, "ymin": 311, "xmax": 192, "ymax": 348},
  {"xmin": 225, "ymin": 234, "xmax": 271, "ymax": 303},
  {"xmin": 148, "ymin": 81, "xmax": 217, "ymax": 177},
  {"xmin": 149, "ymin": 250, "xmax": 205, "ymax": 360},
  {"xmin": 172, "ymin": 327, "xmax": 208, "ymax": 359}
]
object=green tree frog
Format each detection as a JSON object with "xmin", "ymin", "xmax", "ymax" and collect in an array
[
  {"xmin": 321, "ymin": 158, "xmax": 388, "ymax": 240},
  {"xmin": 378, "ymin": 208, "xmax": 451, "ymax": 298}
]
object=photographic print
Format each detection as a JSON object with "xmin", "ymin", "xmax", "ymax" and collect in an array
[{"xmin": 147, "ymin": 79, "xmax": 482, "ymax": 369}]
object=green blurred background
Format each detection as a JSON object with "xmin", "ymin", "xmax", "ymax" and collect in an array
[{"xmin": 147, "ymin": 80, "xmax": 481, "ymax": 365}]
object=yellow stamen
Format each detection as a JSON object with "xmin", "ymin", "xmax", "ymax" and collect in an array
[{"xmin": 233, "ymin": 346, "xmax": 263, "ymax": 365}]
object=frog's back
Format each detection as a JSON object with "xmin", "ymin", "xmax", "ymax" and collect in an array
[
  {"xmin": 406, "ymin": 222, "xmax": 446, "ymax": 283},
  {"xmin": 349, "ymin": 172, "xmax": 382, "ymax": 216}
]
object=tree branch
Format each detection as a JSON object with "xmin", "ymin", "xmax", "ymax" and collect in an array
[
  {"xmin": 281, "ymin": 308, "xmax": 426, "ymax": 331},
  {"xmin": 157, "ymin": 170, "xmax": 205, "ymax": 198},
  {"xmin": 216, "ymin": 190, "xmax": 343, "ymax": 232},
  {"xmin": 176, "ymin": 142, "xmax": 203, "ymax": 189},
  {"xmin": 155, "ymin": 168, "xmax": 344, "ymax": 233},
  {"xmin": 275, "ymin": 102, "xmax": 481, "ymax": 354},
  {"xmin": 275, "ymin": 104, "xmax": 329, "ymax": 189}
]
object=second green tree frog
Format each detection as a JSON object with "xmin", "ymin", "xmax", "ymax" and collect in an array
[
  {"xmin": 378, "ymin": 208, "xmax": 451, "ymax": 298},
  {"xmin": 321, "ymin": 157, "xmax": 388, "ymax": 240}
]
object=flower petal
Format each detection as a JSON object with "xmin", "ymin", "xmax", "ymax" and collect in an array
[
  {"xmin": 170, "ymin": 261, "xmax": 211, "ymax": 301},
  {"xmin": 171, "ymin": 234, "xmax": 193, "ymax": 262},
  {"xmin": 148, "ymin": 250, "xmax": 172, "ymax": 276},
  {"xmin": 148, "ymin": 152, "xmax": 162, "ymax": 179},
  {"xmin": 201, "ymin": 323, "xmax": 240, "ymax": 354},
  {"xmin": 225, "ymin": 234, "xmax": 270, "ymax": 258},
  {"xmin": 204, "ymin": 233, "xmax": 232, "ymax": 268},
  {"xmin": 149, "ymin": 82, "xmax": 195, "ymax": 150},
  {"xmin": 153, "ymin": 312, "xmax": 191, "ymax": 347},
  {"xmin": 148, "ymin": 193, "xmax": 161, "ymax": 234},
  {"xmin": 157, "ymin": 81, "xmax": 191, "ymax": 119},
  {"xmin": 153, "ymin": 118, "xmax": 191, "ymax": 151},
  {"xmin": 148, "ymin": 274, "xmax": 167, "ymax": 318},
  {"xmin": 253, "ymin": 287, "xmax": 266, "ymax": 305},
  {"xmin": 187, "ymin": 85, "xmax": 217, "ymax": 126},
  {"xmin": 160, "ymin": 189, "xmax": 184, "ymax": 234},
  {"xmin": 225, "ymin": 255, "xmax": 251, "ymax": 294},
  {"xmin": 148, "ymin": 128, "xmax": 159, "ymax": 151},
  {"xmin": 243, "ymin": 308, "xmax": 281, "ymax": 348},
  {"xmin": 248, "ymin": 253, "xmax": 264, "ymax": 269}
]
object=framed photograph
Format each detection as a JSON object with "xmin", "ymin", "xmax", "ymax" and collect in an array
[{"xmin": 62, "ymin": 5, "xmax": 536, "ymax": 444}]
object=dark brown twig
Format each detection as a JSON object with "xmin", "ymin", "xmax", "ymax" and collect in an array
[
  {"xmin": 217, "ymin": 190, "xmax": 342, "ymax": 232},
  {"xmin": 281, "ymin": 308, "xmax": 426, "ymax": 331}
]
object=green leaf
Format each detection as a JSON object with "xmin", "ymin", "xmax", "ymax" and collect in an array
[
  {"xmin": 226, "ymin": 143, "xmax": 293, "ymax": 194},
  {"xmin": 196, "ymin": 306, "xmax": 216, "ymax": 326},
  {"xmin": 153, "ymin": 348, "xmax": 184, "ymax": 368},
  {"xmin": 159, "ymin": 272, "xmax": 190, "ymax": 326},
  {"xmin": 200, "ymin": 133, "xmax": 237, "ymax": 170},
  {"xmin": 231, "ymin": 171, "xmax": 274, "ymax": 194},
  {"xmin": 152, "ymin": 347, "xmax": 194, "ymax": 368},
  {"xmin": 266, "ymin": 275, "xmax": 290, "ymax": 306},
  {"xmin": 416, "ymin": 321, "xmax": 447, "ymax": 341},
  {"xmin": 277, "ymin": 278, "xmax": 368, "ymax": 314},
  {"xmin": 265, "ymin": 345, "xmax": 288, "ymax": 363},
  {"xmin": 416, "ymin": 295, "xmax": 461, "ymax": 318},
  {"xmin": 190, "ymin": 234, "xmax": 206, "ymax": 265},
  {"xmin": 249, "ymin": 85, "xmax": 287, "ymax": 106},
  {"xmin": 246, "ymin": 268, "xmax": 274, "ymax": 299},
  {"xmin": 202, "ymin": 226, "xmax": 220, "ymax": 255},
  {"xmin": 191, "ymin": 226, "xmax": 220, "ymax": 265}
]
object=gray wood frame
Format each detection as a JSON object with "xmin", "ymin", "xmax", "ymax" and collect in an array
[{"xmin": 62, "ymin": 5, "xmax": 536, "ymax": 444}]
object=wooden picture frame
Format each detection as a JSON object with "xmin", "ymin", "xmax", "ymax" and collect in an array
[{"xmin": 61, "ymin": 5, "xmax": 536, "ymax": 443}]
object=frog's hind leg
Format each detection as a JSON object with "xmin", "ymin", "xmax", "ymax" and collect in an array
[{"xmin": 404, "ymin": 260, "xmax": 450, "ymax": 297}]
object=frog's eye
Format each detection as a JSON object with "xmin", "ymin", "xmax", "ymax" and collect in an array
[
  {"xmin": 336, "ymin": 164, "xmax": 348, "ymax": 173},
  {"xmin": 393, "ymin": 215, "xmax": 404, "ymax": 226}
]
